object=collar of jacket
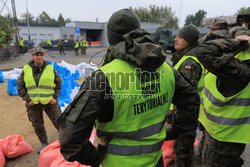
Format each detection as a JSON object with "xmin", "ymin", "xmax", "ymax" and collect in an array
[
  {"xmin": 102, "ymin": 28, "xmax": 167, "ymax": 71},
  {"xmin": 171, "ymin": 45, "xmax": 197, "ymax": 66}
]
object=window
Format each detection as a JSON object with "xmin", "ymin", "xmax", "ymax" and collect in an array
[
  {"xmin": 70, "ymin": 34, "xmax": 74, "ymax": 39},
  {"xmin": 63, "ymin": 34, "xmax": 67, "ymax": 39}
]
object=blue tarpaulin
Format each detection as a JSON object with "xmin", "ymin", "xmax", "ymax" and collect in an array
[
  {"xmin": 7, "ymin": 79, "xmax": 18, "ymax": 95},
  {"xmin": 0, "ymin": 69, "xmax": 5, "ymax": 82}
]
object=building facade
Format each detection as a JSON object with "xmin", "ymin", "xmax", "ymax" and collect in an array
[{"xmin": 18, "ymin": 21, "xmax": 162, "ymax": 47}]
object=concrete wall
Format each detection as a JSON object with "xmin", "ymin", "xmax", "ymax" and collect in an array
[
  {"xmin": 19, "ymin": 26, "xmax": 60, "ymax": 46},
  {"xmin": 59, "ymin": 26, "xmax": 76, "ymax": 40}
]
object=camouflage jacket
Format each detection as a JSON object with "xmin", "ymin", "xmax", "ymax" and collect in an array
[
  {"xmin": 171, "ymin": 46, "xmax": 202, "ymax": 88},
  {"xmin": 195, "ymin": 30, "xmax": 250, "ymax": 97},
  {"xmin": 17, "ymin": 60, "xmax": 62, "ymax": 101},
  {"xmin": 58, "ymin": 29, "xmax": 200, "ymax": 166}
]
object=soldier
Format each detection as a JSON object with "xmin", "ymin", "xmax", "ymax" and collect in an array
[
  {"xmin": 169, "ymin": 25, "xmax": 205, "ymax": 167},
  {"xmin": 46, "ymin": 38, "xmax": 52, "ymax": 49},
  {"xmin": 57, "ymin": 39, "xmax": 65, "ymax": 55},
  {"xmin": 19, "ymin": 36, "xmax": 24, "ymax": 55},
  {"xmin": 74, "ymin": 40, "xmax": 79, "ymax": 56},
  {"xmin": 58, "ymin": 9, "xmax": 200, "ymax": 167},
  {"xmin": 199, "ymin": 19, "xmax": 229, "ymax": 45},
  {"xmin": 17, "ymin": 46, "xmax": 62, "ymax": 154},
  {"xmin": 195, "ymin": 26, "xmax": 250, "ymax": 167},
  {"xmin": 80, "ymin": 38, "xmax": 88, "ymax": 55},
  {"xmin": 197, "ymin": 18, "xmax": 229, "ymax": 156}
]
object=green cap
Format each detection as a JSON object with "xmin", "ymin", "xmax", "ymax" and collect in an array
[
  {"xmin": 229, "ymin": 26, "xmax": 249, "ymax": 39},
  {"xmin": 178, "ymin": 25, "xmax": 200, "ymax": 46},
  {"xmin": 107, "ymin": 9, "xmax": 141, "ymax": 45},
  {"xmin": 209, "ymin": 19, "xmax": 228, "ymax": 29}
]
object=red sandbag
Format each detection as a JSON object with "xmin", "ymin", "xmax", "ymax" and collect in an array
[
  {"xmin": 38, "ymin": 140, "xmax": 61, "ymax": 167},
  {"xmin": 50, "ymin": 154, "xmax": 83, "ymax": 167},
  {"xmin": 162, "ymin": 139, "xmax": 199, "ymax": 167},
  {"xmin": 0, "ymin": 149, "xmax": 5, "ymax": 167},
  {"xmin": 39, "ymin": 129, "xmax": 95, "ymax": 167},
  {"xmin": 0, "ymin": 135, "xmax": 34, "ymax": 158},
  {"xmin": 162, "ymin": 140, "xmax": 175, "ymax": 167}
]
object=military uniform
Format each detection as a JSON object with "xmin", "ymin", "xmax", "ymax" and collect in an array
[
  {"xmin": 168, "ymin": 25, "xmax": 204, "ymax": 167},
  {"xmin": 17, "ymin": 60, "xmax": 62, "ymax": 145},
  {"xmin": 57, "ymin": 39, "xmax": 65, "ymax": 55},
  {"xmin": 195, "ymin": 28, "xmax": 250, "ymax": 167},
  {"xmin": 58, "ymin": 9, "xmax": 200, "ymax": 167}
]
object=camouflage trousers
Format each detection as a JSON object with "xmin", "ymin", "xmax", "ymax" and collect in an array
[
  {"xmin": 81, "ymin": 46, "xmax": 86, "ymax": 55},
  {"xmin": 26, "ymin": 101, "xmax": 61, "ymax": 144},
  {"xmin": 202, "ymin": 130, "xmax": 245, "ymax": 167},
  {"xmin": 173, "ymin": 133, "xmax": 196, "ymax": 167}
]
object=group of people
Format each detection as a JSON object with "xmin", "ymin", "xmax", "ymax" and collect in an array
[
  {"xmin": 57, "ymin": 38, "xmax": 88, "ymax": 56},
  {"xmin": 16, "ymin": 8, "xmax": 249, "ymax": 167}
]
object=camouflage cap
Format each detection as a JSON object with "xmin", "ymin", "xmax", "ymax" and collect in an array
[
  {"xmin": 229, "ymin": 26, "xmax": 249, "ymax": 39},
  {"xmin": 209, "ymin": 19, "xmax": 228, "ymax": 29},
  {"xmin": 31, "ymin": 46, "xmax": 45, "ymax": 55}
]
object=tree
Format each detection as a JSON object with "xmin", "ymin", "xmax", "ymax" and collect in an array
[
  {"xmin": 19, "ymin": 12, "xmax": 35, "ymax": 24},
  {"xmin": 236, "ymin": 7, "xmax": 250, "ymax": 15},
  {"xmin": 0, "ymin": 15, "xmax": 15, "ymax": 46},
  {"xmin": 57, "ymin": 13, "xmax": 65, "ymax": 26},
  {"xmin": 130, "ymin": 5, "xmax": 179, "ymax": 29},
  {"xmin": 37, "ymin": 11, "xmax": 53, "ymax": 24},
  {"xmin": 184, "ymin": 10, "xmax": 207, "ymax": 27}
]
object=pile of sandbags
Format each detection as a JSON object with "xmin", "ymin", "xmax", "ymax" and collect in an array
[{"xmin": 0, "ymin": 135, "xmax": 35, "ymax": 167}]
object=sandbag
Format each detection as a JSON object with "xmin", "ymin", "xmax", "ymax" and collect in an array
[
  {"xmin": 7, "ymin": 79, "xmax": 18, "ymax": 95},
  {"xmin": 39, "ymin": 129, "xmax": 96, "ymax": 167},
  {"xmin": 38, "ymin": 140, "xmax": 61, "ymax": 167},
  {"xmin": 162, "ymin": 139, "xmax": 199, "ymax": 167},
  {"xmin": 162, "ymin": 140, "xmax": 175, "ymax": 167},
  {"xmin": 0, "ymin": 149, "xmax": 5, "ymax": 167},
  {"xmin": 0, "ymin": 69, "xmax": 4, "ymax": 82},
  {"xmin": 0, "ymin": 135, "xmax": 34, "ymax": 158}
]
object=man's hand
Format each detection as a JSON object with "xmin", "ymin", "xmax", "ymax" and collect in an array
[
  {"xmin": 93, "ymin": 135, "xmax": 112, "ymax": 147},
  {"xmin": 29, "ymin": 100, "xmax": 35, "ymax": 106},
  {"xmin": 50, "ymin": 98, "xmax": 57, "ymax": 105}
]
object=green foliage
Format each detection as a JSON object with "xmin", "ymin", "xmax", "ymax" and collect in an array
[
  {"xmin": 37, "ymin": 11, "xmax": 53, "ymax": 24},
  {"xmin": 19, "ymin": 12, "xmax": 35, "ymax": 23},
  {"xmin": 129, "ymin": 5, "xmax": 179, "ymax": 29},
  {"xmin": 236, "ymin": 7, "xmax": 250, "ymax": 15},
  {"xmin": 57, "ymin": 13, "xmax": 65, "ymax": 26},
  {"xmin": 184, "ymin": 10, "xmax": 207, "ymax": 27},
  {"xmin": 0, "ymin": 15, "xmax": 15, "ymax": 46}
]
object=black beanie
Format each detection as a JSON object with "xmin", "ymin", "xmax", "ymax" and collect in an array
[
  {"xmin": 107, "ymin": 9, "xmax": 141, "ymax": 45},
  {"xmin": 178, "ymin": 25, "xmax": 200, "ymax": 46}
]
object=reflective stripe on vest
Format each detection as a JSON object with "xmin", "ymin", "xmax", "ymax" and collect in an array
[
  {"xmin": 174, "ymin": 55, "xmax": 205, "ymax": 95},
  {"xmin": 97, "ymin": 120, "xmax": 165, "ymax": 139},
  {"xmin": 97, "ymin": 59, "xmax": 175, "ymax": 166},
  {"xmin": 199, "ymin": 51, "xmax": 250, "ymax": 144},
  {"xmin": 23, "ymin": 64, "xmax": 55, "ymax": 104},
  {"xmin": 108, "ymin": 140, "xmax": 164, "ymax": 156}
]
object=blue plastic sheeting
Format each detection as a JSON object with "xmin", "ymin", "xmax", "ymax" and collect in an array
[
  {"xmin": 0, "ymin": 82, "xmax": 2, "ymax": 85},
  {"xmin": 72, "ymin": 70, "xmax": 80, "ymax": 80},
  {"xmin": 53, "ymin": 62, "xmax": 81, "ymax": 107},
  {"xmin": 45, "ymin": 60, "xmax": 52, "ymax": 65},
  {"xmin": 7, "ymin": 79, "xmax": 18, "ymax": 95},
  {"xmin": 0, "ymin": 69, "xmax": 5, "ymax": 82}
]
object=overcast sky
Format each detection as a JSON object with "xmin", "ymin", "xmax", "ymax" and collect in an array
[{"xmin": 1, "ymin": 0, "xmax": 249, "ymax": 26}]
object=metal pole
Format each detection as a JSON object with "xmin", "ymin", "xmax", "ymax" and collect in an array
[
  {"xmin": 11, "ymin": 0, "xmax": 20, "ymax": 58},
  {"xmin": 179, "ymin": 0, "xmax": 182, "ymax": 28},
  {"xmin": 26, "ymin": 0, "xmax": 31, "ymax": 49}
]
